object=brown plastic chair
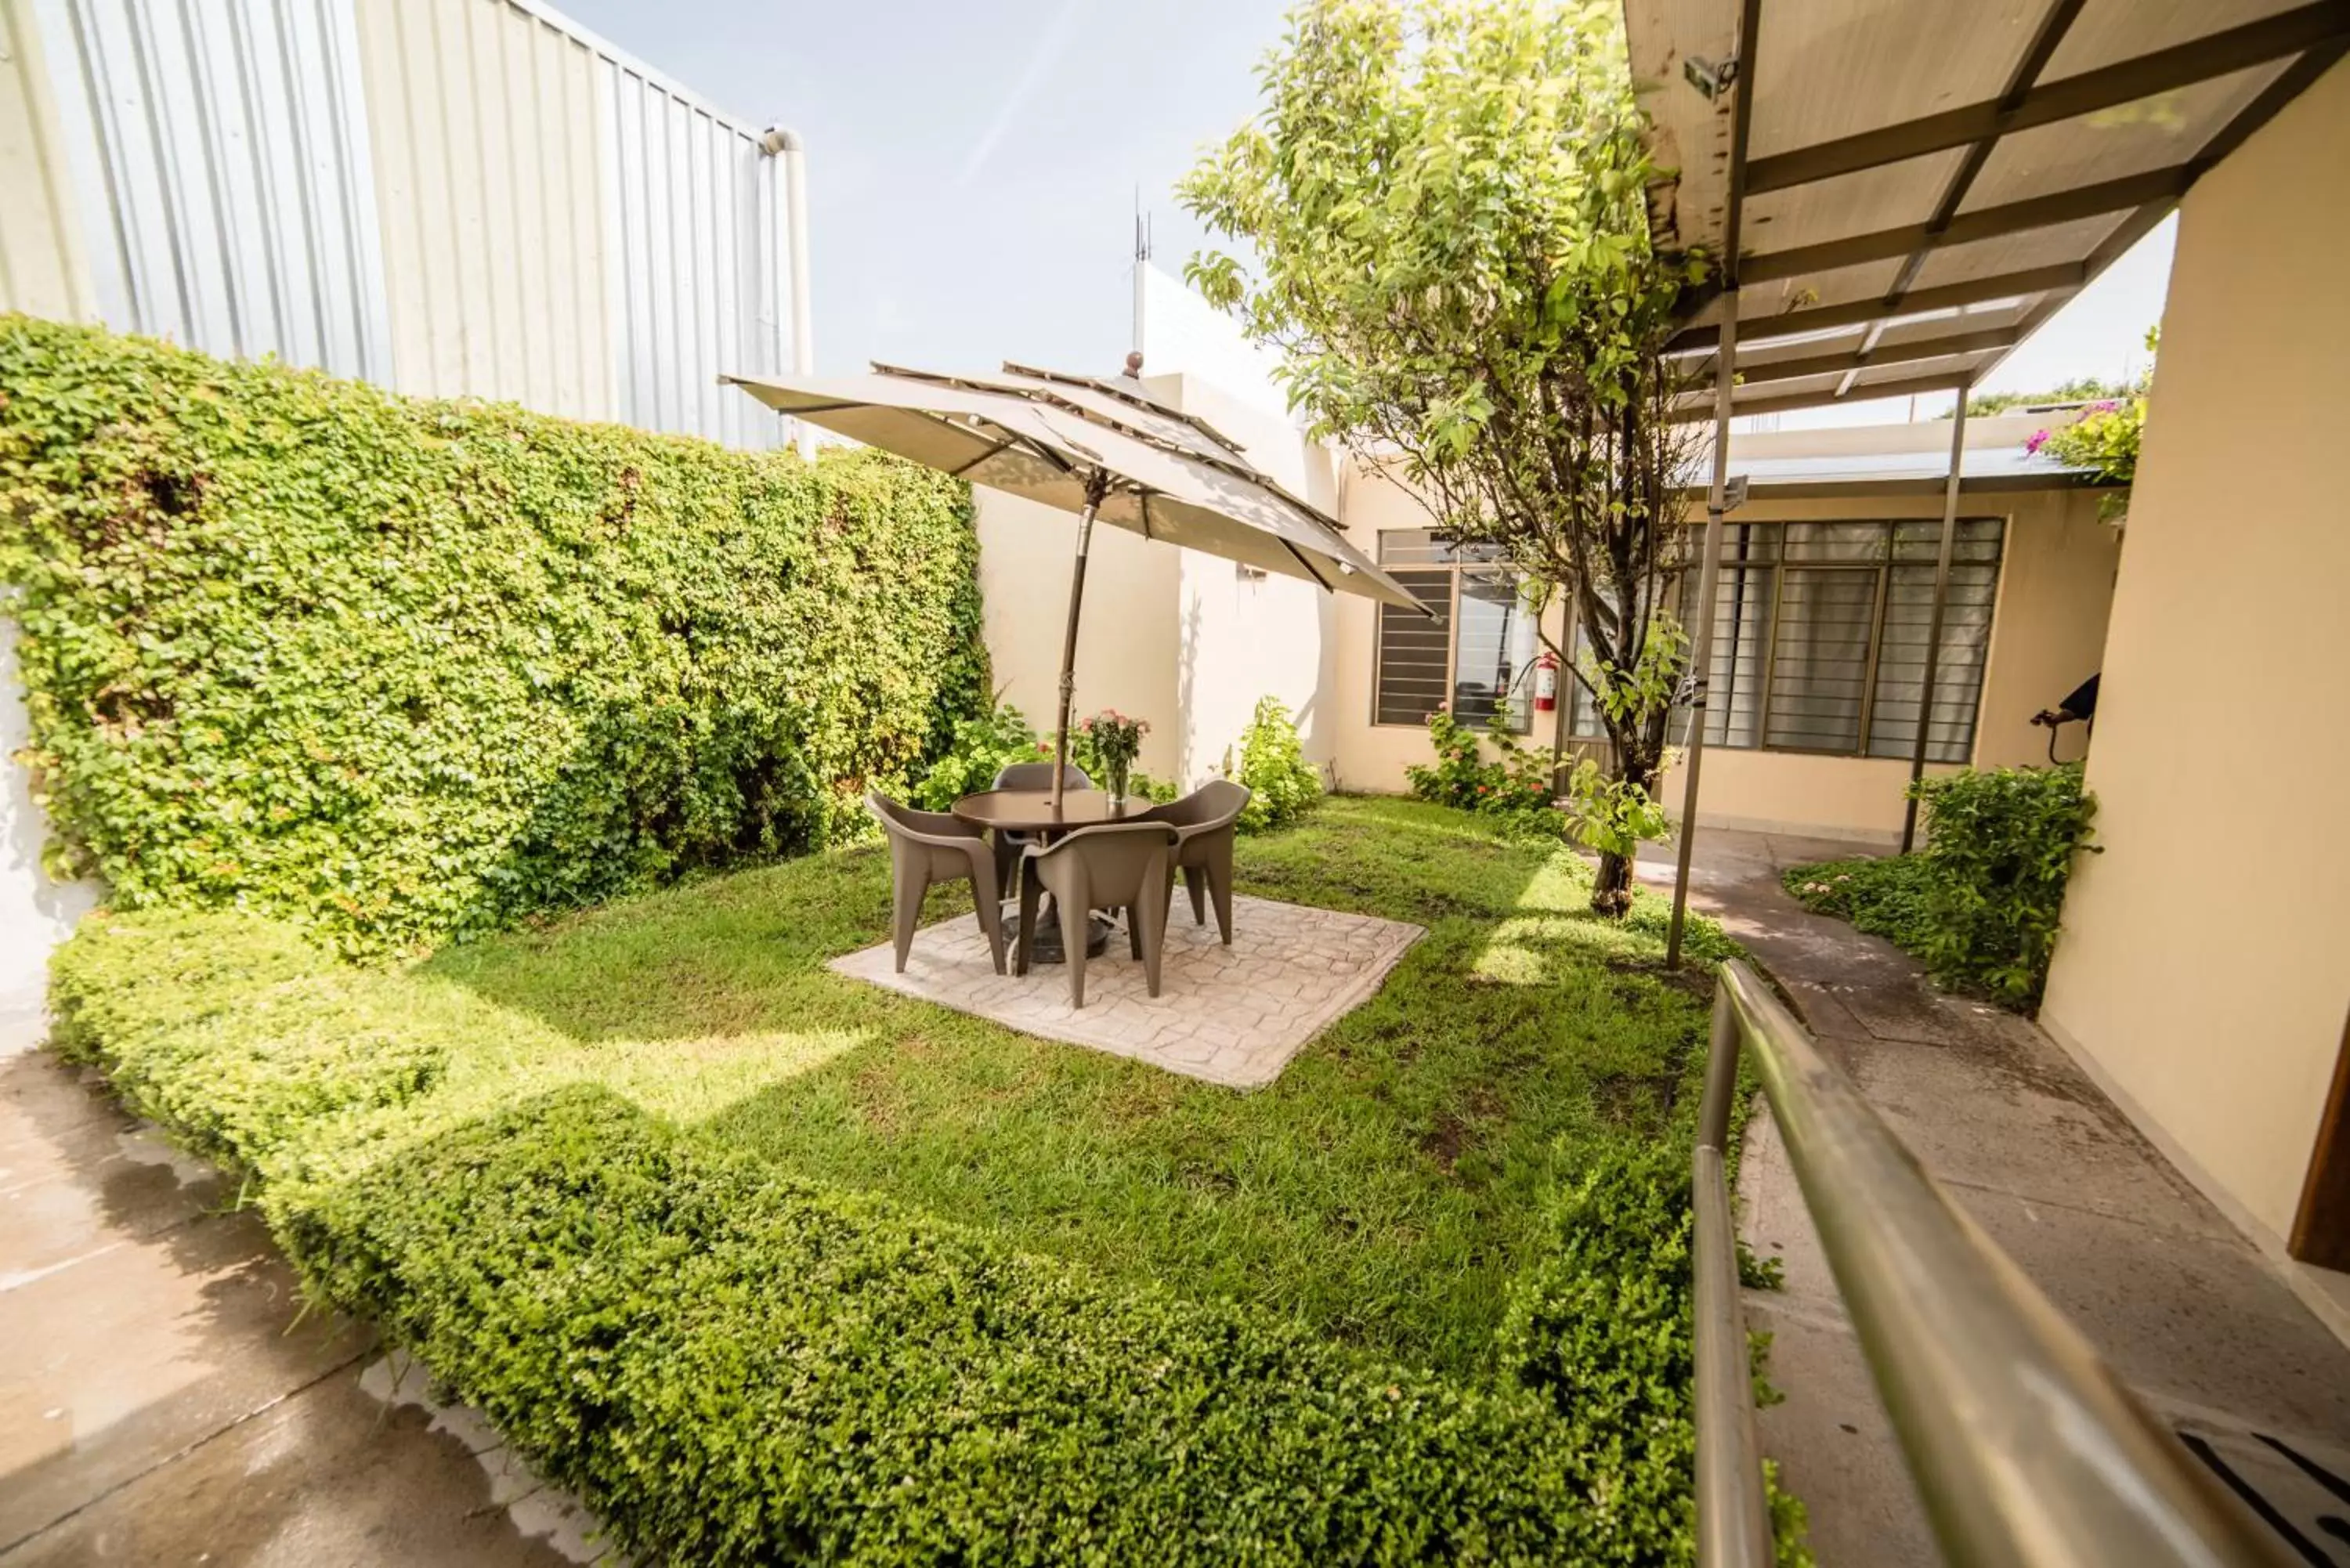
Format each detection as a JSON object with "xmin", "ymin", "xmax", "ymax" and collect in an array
[
  {"xmin": 1137, "ymin": 780, "xmax": 1250, "ymax": 945},
  {"xmin": 1015, "ymin": 821, "xmax": 1179, "ymax": 1008},
  {"xmin": 989, "ymin": 761, "xmax": 1092, "ymax": 899},
  {"xmin": 867, "ymin": 792, "xmax": 1006, "ymax": 975}
]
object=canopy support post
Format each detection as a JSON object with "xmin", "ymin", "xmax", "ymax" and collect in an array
[
  {"xmin": 1668, "ymin": 302, "xmax": 1739, "ymax": 970},
  {"xmin": 1051, "ymin": 471, "xmax": 1114, "ymax": 812},
  {"xmin": 1902, "ymin": 381, "xmax": 1971, "ymax": 852}
]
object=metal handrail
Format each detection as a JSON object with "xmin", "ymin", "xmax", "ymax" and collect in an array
[{"xmin": 1694, "ymin": 959, "xmax": 2294, "ymax": 1568}]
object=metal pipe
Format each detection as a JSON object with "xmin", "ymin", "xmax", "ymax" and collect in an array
[
  {"xmin": 1668, "ymin": 302, "xmax": 1738, "ymax": 968},
  {"xmin": 761, "ymin": 125, "xmax": 816, "ymax": 458},
  {"xmin": 1697, "ymin": 959, "xmax": 2294, "ymax": 1568},
  {"xmin": 1694, "ymin": 985, "xmax": 1771, "ymax": 1567},
  {"xmin": 1901, "ymin": 382, "xmax": 1969, "ymax": 851},
  {"xmin": 1050, "ymin": 473, "xmax": 1112, "ymax": 812}
]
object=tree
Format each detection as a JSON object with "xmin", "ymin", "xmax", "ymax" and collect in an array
[{"xmin": 1180, "ymin": 0, "xmax": 1708, "ymax": 915}]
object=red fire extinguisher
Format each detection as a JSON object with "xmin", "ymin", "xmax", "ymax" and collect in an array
[{"xmin": 1533, "ymin": 650, "xmax": 1560, "ymax": 714}]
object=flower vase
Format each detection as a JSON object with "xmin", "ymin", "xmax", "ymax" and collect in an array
[{"xmin": 1106, "ymin": 761, "xmax": 1131, "ymax": 814}]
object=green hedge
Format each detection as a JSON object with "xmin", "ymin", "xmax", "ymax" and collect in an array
[
  {"xmin": 0, "ymin": 316, "xmax": 986, "ymax": 953},
  {"xmin": 51, "ymin": 905, "xmax": 1636, "ymax": 1565},
  {"xmin": 1786, "ymin": 762, "xmax": 2096, "ymax": 1009}
]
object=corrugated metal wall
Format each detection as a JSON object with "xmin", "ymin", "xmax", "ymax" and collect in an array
[
  {"xmin": 354, "ymin": 0, "xmax": 612, "ymax": 420},
  {"xmin": 0, "ymin": 0, "xmax": 96, "ymax": 321},
  {"xmin": 7, "ymin": 0, "xmax": 796, "ymax": 447},
  {"xmin": 27, "ymin": 0, "xmax": 393, "ymax": 379},
  {"xmin": 606, "ymin": 60, "xmax": 790, "ymax": 449}
]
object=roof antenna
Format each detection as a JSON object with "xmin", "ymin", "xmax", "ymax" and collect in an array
[{"xmin": 1130, "ymin": 189, "xmax": 1152, "ymax": 360}]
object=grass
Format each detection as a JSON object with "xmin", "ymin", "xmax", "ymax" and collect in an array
[
  {"xmin": 390, "ymin": 794, "xmax": 1734, "ymax": 1375},
  {"xmin": 52, "ymin": 793, "xmax": 1800, "ymax": 1561}
]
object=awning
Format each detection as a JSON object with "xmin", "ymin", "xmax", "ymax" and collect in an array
[{"xmin": 1627, "ymin": 0, "xmax": 2350, "ymax": 416}]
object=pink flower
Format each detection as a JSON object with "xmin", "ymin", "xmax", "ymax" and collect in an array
[{"xmin": 2023, "ymin": 428, "xmax": 2049, "ymax": 455}]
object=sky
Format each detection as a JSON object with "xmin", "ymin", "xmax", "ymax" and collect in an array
[{"xmin": 556, "ymin": 0, "xmax": 2172, "ymax": 421}]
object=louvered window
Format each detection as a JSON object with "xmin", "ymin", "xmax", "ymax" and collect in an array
[
  {"xmin": 1372, "ymin": 532, "xmax": 1537, "ymax": 734},
  {"xmin": 1571, "ymin": 519, "xmax": 2002, "ymax": 764}
]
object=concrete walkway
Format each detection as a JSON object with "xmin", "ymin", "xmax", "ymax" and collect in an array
[
  {"xmin": 0, "ymin": 1035, "xmax": 601, "ymax": 1566},
  {"xmin": 1644, "ymin": 829, "xmax": 2350, "ymax": 1567}
]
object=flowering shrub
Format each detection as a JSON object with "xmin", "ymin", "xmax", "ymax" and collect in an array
[
  {"xmin": 2026, "ymin": 327, "xmax": 2154, "ymax": 522},
  {"xmin": 1405, "ymin": 706, "xmax": 1564, "ymax": 837}
]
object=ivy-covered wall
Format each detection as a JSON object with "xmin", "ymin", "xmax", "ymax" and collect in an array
[{"xmin": 0, "ymin": 316, "xmax": 986, "ymax": 954}]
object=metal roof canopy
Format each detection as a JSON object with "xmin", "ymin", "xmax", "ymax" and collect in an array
[{"xmin": 1629, "ymin": 0, "xmax": 2350, "ymax": 417}]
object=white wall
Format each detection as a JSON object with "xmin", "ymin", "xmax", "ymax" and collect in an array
[
  {"xmin": 0, "ymin": 619, "xmax": 99, "ymax": 1047},
  {"xmin": 973, "ymin": 491, "xmax": 1181, "ymax": 779},
  {"xmin": 1135, "ymin": 267, "xmax": 1347, "ymax": 787}
]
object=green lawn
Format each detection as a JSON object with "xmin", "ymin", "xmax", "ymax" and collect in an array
[
  {"xmin": 410, "ymin": 795, "xmax": 1732, "ymax": 1375},
  {"xmin": 52, "ymin": 793, "xmax": 1783, "ymax": 1562}
]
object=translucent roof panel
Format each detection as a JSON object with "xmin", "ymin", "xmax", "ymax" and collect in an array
[{"xmin": 1625, "ymin": 0, "xmax": 2349, "ymax": 414}]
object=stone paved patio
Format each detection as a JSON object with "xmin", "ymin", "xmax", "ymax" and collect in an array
[{"xmin": 829, "ymin": 894, "xmax": 1421, "ymax": 1089}]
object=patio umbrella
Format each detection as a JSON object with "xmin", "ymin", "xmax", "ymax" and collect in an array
[{"xmin": 725, "ymin": 359, "xmax": 1426, "ymax": 808}]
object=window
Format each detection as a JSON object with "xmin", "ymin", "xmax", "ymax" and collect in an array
[
  {"xmin": 1372, "ymin": 531, "xmax": 1538, "ymax": 733},
  {"xmin": 1571, "ymin": 518, "xmax": 2003, "ymax": 764}
]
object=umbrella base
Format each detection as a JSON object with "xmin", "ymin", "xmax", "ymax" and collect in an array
[{"xmin": 1007, "ymin": 905, "xmax": 1115, "ymax": 964}]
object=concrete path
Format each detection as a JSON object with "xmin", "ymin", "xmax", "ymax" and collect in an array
[
  {"xmin": 1644, "ymin": 829, "xmax": 2350, "ymax": 1567},
  {"xmin": 0, "ymin": 1034, "xmax": 601, "ymax": 1566}
]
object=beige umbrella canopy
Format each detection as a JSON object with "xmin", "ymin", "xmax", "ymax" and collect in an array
[{"xmin": 726, "ymin": 359, "xmax": 1424, "ymax": 807}]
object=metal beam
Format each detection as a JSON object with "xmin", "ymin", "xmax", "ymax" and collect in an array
[
  {"xmin": 1994, "ymin": 37, "xmax": 2350, "ymax": 363},
  {"xmin": 1718, "ymin": 0, "xmax": 1763, "ymax": 279},
  {"xmin": 1744, "ymin": 2, "xmax": 2350, "ymax": 195},
  {"xmin": 1728, "ymin": 327, "xmax": 2022, "ymax": 389},
  {"xmin": 1668, "ymin": 370, "xmax": 1977, "ymax": 425},
  {"xmin": 1668, "ymin": 300, "xmax": 1737, "ymax": 972},
  {"xmin": 1902, "ymin": 386, "xmax": 1969, "ymax": 852},
  {"xmin": 1667, "ymin": 264, "xmax": 2083, "ymax": 352},
  {"xmin": 1859, "ymin": 0, "xmax": 2089, "ymax": 363},
  {"xmin": 1741, "ymin": 166, "xmax": 2188, "ymax": 284}
]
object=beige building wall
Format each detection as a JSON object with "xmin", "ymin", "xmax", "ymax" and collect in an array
[
  {"xmin": 1325, "ymin": 468, "xmax": 2119, "ymax": 837},
  {"xmin": 353, "ymin": 0, "xmax": 613, "ymax": 417},
  {"xmin": 974, "ymin": 492, "xmax": 1181, "ymax": 780},
  {"xmin": 0, "ymin": 0, "xmax": 92, "ymax": 321},
  {"xmin": 2039, "ymin": 57, "xmax": 2350, "ymax": 1248},
  {"xmin": 1321, "ymin": 457, "xmax": 1573, "ymax": 793}
]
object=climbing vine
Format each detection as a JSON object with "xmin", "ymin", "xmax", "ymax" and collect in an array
[{"xmin": 0, "ymin": 316, "xmax": 986, "ymax": 953}]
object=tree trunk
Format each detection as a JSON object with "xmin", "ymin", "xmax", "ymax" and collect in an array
[
  {"xmin": 1591, "ymin": 847, "xmax": 1636, "ymax": 916},
  {"xmin": 1587, "ymin": 745, "xmax": 1655, "ymax": 919}
]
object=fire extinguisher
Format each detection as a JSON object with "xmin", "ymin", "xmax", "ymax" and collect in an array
[{"xmin": 1533, "ymin": 650, "xmax": 1560, "ymax": 714}]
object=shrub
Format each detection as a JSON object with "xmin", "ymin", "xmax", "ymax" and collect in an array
[
  {"xmin": 1231, "ymin": 695, "xmax": 1321, "ymax": 833},
  {"xmin": 52, "ymin": 905, "xmax": 1647, "ymax": 1566},
  {"xmin": 1502, "ymin": 1134, "xmax": 1810, "ymax": 1566},
  {"xmin": 1785, "ymin": 763, "xmax": 2096, "ymax": 1009},
  {"xmin": 913, "ymin": 700, "xmax": 1175, "ymax": 811},
  {"xmin": 0, "ymin": 316, "xmax": 986, "ymax": 952},
  {"xmin": 284, "ymin": 1088, "xmax": 1606, "ymax": 1566},
  {"xmin": 1405, "ymin": 707, "xmax": 1564, "ymax": 839},
  {"xmin": 910, "ymin": 699, "xmax": 1045, "ymax": 811}
]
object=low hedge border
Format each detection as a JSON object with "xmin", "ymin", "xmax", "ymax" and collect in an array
[{"xmin": 50, "ymin": 901, "xmax": 1807, "ymax": 1566}]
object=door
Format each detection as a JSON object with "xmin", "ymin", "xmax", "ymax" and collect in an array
[{"xmin": 2290, "ymin": 1006, "xmax": 2350, "ymax": 1270}]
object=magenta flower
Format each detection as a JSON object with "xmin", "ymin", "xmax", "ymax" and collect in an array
[{"xmin": 2023, "ymin": 428, "xmax": 2049, "ymax": 455}]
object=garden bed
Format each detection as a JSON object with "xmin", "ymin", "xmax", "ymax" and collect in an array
[{"xmin": 50, "ymin": 798, "xmax": 1801, "ymax": 1563}]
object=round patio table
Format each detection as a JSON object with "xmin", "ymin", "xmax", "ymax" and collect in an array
[{"xmin": 951, "ymin": 789, "xmax": 1140, "ymax": 962}]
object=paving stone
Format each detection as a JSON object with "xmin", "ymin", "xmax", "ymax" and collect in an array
[
  {"xmin": 0, "ymin": 1209, "xmax": 373, "ymax": 1550},
  {"xmin": 830, "ymin": 894, "xmax": 1421, "ymax": 1089}
]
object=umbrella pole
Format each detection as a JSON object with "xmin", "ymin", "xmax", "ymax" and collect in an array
[{"xmin": 1052, "ymin": 471, "xmax": 1113, "ymax": 813}]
